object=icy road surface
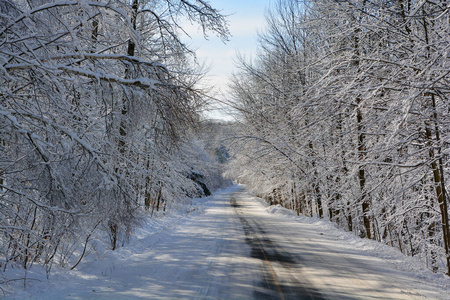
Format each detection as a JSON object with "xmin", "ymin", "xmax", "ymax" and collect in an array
[{"xmin": 9, "ymin": 185, "xmax": 450, "ymax": 299}]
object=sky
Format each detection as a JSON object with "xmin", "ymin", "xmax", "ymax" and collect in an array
[{"xmin": 182, "ymin": 0, "xmax": 273, "ymax": 120}]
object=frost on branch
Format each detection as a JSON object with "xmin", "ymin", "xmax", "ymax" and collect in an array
[
  {"xmin": 228, "ymin": 0, "xmax": 450, "ymax": 275},
  {"xmin": 0, "ymin": 0, "xmax": 228, "ymax": 276}
]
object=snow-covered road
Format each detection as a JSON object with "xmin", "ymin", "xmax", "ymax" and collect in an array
[
  {"xmin": 229, "ymin": 188, "xmax": 444, "ymax": 300},
  {"xmin": 7, "ymin": 185, "xmax": 450, "ymax": 299}
]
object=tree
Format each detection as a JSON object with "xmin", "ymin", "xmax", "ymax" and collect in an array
[
  {"xmin": 0, "ymin": 0, "xmax": 228, "ymax": 272},
  {"xmin": 228, "ymin": 0, "xmax": 450, "ymax": 275}
]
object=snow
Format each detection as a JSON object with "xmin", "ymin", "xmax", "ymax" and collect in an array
[
  {"xmin": 264, "ymin": 204, "xmax": 450, "ymax": 298},
  {"xmin": 2, "ymin": 184, "xmax": 450, "ymax": 299}
]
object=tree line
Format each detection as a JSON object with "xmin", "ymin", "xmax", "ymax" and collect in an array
[
  {"xmin": 0, "ymin": 0, "xmax": 228, "ymax": 275},
  {"xmin": 227, "ymin": 0, "xmax": 450, "ymax": 275}
]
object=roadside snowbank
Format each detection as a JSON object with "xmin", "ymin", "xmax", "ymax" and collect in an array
[
  {"xmin": 3, "ymin": 184, "xmax": 449, "ymax": 299},
  {"xmin": 1, "ymin": 186, "xmax": 237, "ymax": 299},
  {"xmin": 265, "ymin": 203, "xmax": 450, "ymax": 292}
]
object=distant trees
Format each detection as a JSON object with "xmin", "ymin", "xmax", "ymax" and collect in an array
[
  {"xmin": 0, "ymin": 0, "xmax": 228, "ymax": 273},
  {"xmin": 228, "ymin": 0, "xmax": 450, "ymax": 275}
]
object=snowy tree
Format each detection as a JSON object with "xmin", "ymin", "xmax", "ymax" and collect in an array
[
  {"xmin": 0, "ymin": 0, "xmax": 228, "ymax": 272},
  {"xmin": 228, "ymin": 0, "xmax": 450, "ymax": 275}
]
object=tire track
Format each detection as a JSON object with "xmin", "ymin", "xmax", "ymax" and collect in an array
[{"xmin": 231, "ymin": 195, "xmax": 325, "ymax": 300}]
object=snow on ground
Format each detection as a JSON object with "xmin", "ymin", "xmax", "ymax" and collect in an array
[
  {"xmin": 235, "ymin": 188, "xmax": 450, "ymax": 299},
  {"xmin": 1, "ymin": 185, "xmax": 247, "ymax": 299},
  {"xmin": 1, "ymin": 188, "xmax": 213, "ymax": 299},
  {"xmin": 264, "ymin": 203, "xmax": 450, "ymax": 292},
  {"xmin": 2, "ymin": 184, "xmax": 450, "ymax": 299}
]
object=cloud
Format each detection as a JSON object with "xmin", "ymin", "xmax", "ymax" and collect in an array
[
  {"xmin": 179, "ymin": 0, "xmax": 273, "ymax": 119},
  {"xmin": 228, "ymin": 15, "xmax": 265, "ymax": 37}
]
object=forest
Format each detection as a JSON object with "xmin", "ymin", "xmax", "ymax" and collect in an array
[
  {"xmin": 0, "ymin": 0, "xmax": 230, "ymax": 276},
  {"xmin": 1, "ymin": 0, "xmax": 450, "ymax": 287},
  {"xmin": 228, "ymin": 0, "xmax": 450, "ymax": 276}
]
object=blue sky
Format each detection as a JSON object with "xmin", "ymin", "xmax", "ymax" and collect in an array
[{"xmin": 182, "ymin": 0, "xmax": 273, "ymax": 119}]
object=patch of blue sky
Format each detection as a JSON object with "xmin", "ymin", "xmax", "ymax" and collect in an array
[{"xmin": 181, "ymin": 0, "xmax": 273, "ymax": 120}]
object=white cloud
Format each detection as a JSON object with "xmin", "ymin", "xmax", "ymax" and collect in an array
[{"xmin": 180, "ymin": 0, "xmax": 273, "ymax": 119}]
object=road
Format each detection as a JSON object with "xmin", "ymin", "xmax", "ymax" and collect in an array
[
  {"xmin": 230, "ymin": 195, "xmax": 324, "ymax": 299},
  {"xmin": 18, "ymin": 185, "xmax": 449, "ymax": 299},
  {"xmin": 226, "ymin": 187, "xmax": 439, "ymax": 300}
]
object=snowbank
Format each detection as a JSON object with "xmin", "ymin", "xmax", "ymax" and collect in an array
[{"xmin": 264, "ymin": 202, "xmax": 450, "ymax": 291}]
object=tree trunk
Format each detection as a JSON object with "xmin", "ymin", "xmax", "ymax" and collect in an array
[
  {"xmin": 421, "ymin": 5, "xmax": 450, "ymax": 273},
  {"xmin": 351, "ymin": 19, "xmax": 371, "ymax": 238},
  {"xmin": 347, "ymin": 202, "xmax": 353, "ymax": 232},
  {"xmin": 308, "ymin": 142, "xmax": 323, "ymax": 218},
  {"xmin": 424, "ymin": 97, "xmax": 450, "ymax": 274},
  {"xmin": 357, "ymin": 102, "xmax": 371, "ymax": 239},
  {"xmin": 119, "ymin": 0, "xmax": 139, "ymax": 154}
]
